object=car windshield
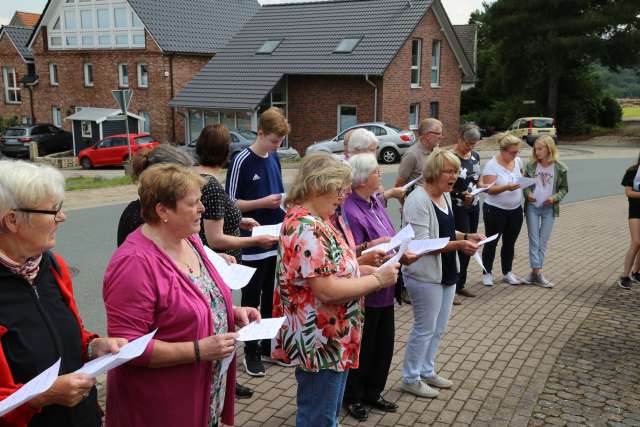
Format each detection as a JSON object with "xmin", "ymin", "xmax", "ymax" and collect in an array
[
  {"xmin": 237, "ymin": 130, "xmax": 257, "ymax": 140},
  {"xmin": 384, "ymin": 123, "xmax": 403, "ymax": 133},
  {"xmin": 5, "ymin": 128, "xmax": 26, "ymax": 137},
  {"xmin": 135, "ymin": 136, "xmax": 155, "ymax": 145},
  {"xmin": 533, "ymin": 118, "xmax": 554, "ymax": 128}
]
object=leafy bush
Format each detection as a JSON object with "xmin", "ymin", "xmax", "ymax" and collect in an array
[{"xmin": 599, "ymin": 97, "xmax": 623, "ymax": 128}]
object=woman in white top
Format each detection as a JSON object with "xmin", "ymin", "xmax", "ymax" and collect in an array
[{"xmin": 480, "ymin": 133, "xmax": 524, "ymax": 286}]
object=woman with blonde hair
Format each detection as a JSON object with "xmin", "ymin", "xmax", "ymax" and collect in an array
[
  {"xmin": 522, "ymin": 136, "xmax": 568, "ymax": 288},
  {"xmin": 271, "ymin": 152, "xmax": 399, "ymax": 427},
  {"xmin": 401, "ymin": 149, "xmax": 483, "ymax": 398},
  {"xmin": 480, "ymin": 133, "xmax": 525, "ymax": 286}
]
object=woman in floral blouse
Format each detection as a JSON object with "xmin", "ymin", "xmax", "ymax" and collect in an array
[{"xmin": 272, "ymin": 153, "xmax": 400, "ymax": 427}]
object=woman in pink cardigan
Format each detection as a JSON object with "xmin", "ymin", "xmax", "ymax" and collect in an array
[{"xmin": 103, "ymin": 164, "xmax": 259, "ymax": 427}]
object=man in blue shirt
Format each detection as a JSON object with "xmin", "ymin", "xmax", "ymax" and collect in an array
[{"xmin": 226, "ymin": 107, "xmax": 288, "ymax": 376}]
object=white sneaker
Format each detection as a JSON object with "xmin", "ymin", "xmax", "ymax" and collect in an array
[
  {"xmin": 536, "ymin": 273, "xmax": 554, "ymax": 288},
  {"xmin": 401, "ymin": 380, "xmax": 439, "ymax": 398},
  {"xmin": 422, "ymin": 374, "xmax": 453, "ymax": 389},
  {"xmin": 482, "ymin": 273, "xmax": 493, "ymax": 286},
  {"xmin": 521, "ymin": 273, "xmax": 535, "ymax": 285},
  {"xmin": 502, "ymin": 272, "xmax": 521, "ymax": 285}
]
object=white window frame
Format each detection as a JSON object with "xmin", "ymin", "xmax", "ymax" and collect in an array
[
  {"xmin": 52, "ymin": 107, "xmax": 62, "ymax": 127},
  {"xmin": 83, "ymin": 63, "xmax": 93, "ymax": 87},
  {"xmin": 118, "ymin": 63, "xmax": 129, "ymax": 87},
  {"xmin": 81, "ymin": 121, "xmax": 92, "ymax": 137},
  {"xmin": 139, "ymin": 111, "xmax": 150, "ymax": 133},
  {"xmin": 49, "ymin": 63, "xmax": 59, "ymax": 86},
  {"xmin": 2, "ymin": 67, "xmax": 21, "ymax": 104},
  {"xmin": 431, "ymin": 40, "xmax": 441, "ymax": 87},
  {"xmin": 411, "ymin": 39, "xmax": 422, "ymax": 88},
  {"xmin": 48, "ymin": 3, "xmax": 145, "ymax": 50},
  {"xmin": 337, "ymin": 104, "xmax": 357, "ymax": 134},
  {"xmin": 409, "ymin": 103, "xmax": 420, "ymax": 130},
  {"xmin": 137, "ymin": 63, "xmax": 148, "ymax": 88}
]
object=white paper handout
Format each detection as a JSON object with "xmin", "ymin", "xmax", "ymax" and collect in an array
[
  {"xmin": 402, "ymin": 175, "xmax": 423, "ymax": 191},
  {"xmin": 237, "ymin": 317, "xmax": 286, "ymax": 342},
  {"xmin": 377, "ymin": 240, "xmax": 409, "ymax": 270},
  {"xmin": 476, "ymin": 234, "xmax": 499, "ymax": 247},
  {"xmin": 251, "ymin": 223, "xmax": 282, "ymax": 238},
  {"xmin": 204, "ymin": 247, "xmax": 256, "ymax": 290},
  {"xmin": 0, "ymin": 359, "xmax": 61, "ymax": 418},
  {"xmin": 75, "ymin": 330, "xmax": 157, "ymax": 378},
  {"xmin": 363, "ymin": 224, "xmax": 415, "ymax": 255},
  {"xmin": 407, "ymin": 238, "xmax": 450, "ymax": 256},
  {"xmin": 516, "ymin": 177, "xmax": 537, "ymax": 189},
  {"xmin": 473, "ymin": 252, "xmax": 487, "ymax": 273},
  {"xmin": 469, "ymin": 182, "xmax": 495, "ymax": 197},
  {"xmin": 220, "ymin": 351, "xmax": 235, "ymax": 376}
]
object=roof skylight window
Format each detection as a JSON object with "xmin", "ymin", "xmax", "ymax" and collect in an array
[
  {"xmin": 256, "ymin": 39, "xmax": 282, "ymax": 55},
  {"xmin": 334, "ymin": 37, "xmax": 362, "ymax": 54}
]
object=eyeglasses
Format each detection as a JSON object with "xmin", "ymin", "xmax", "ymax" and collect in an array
[
  {"xmin": 426, "ymin": 131, "xmax": 443, "ymax": 136},
  {"xmin": 15, "ymin": 202, "xmax": 64, "ymax": 222},
  {"xmin": 336, "ymin": 187, "xmax": 352, "ymax": 198},
  {"xmin": 442, "ymin": 169, "xmax": 459, "ymax": 176}
]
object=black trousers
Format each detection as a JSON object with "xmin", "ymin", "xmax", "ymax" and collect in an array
[
  {"xmin": 481, "ymin": 204, "xmax": 523, "ymax": 275},
  {"xmin": 343, "ymin": 305, "xmax": 395, "ymax": 403},
  {"xmin": 452, "ymin": 204, "xmax": 480, "ymax": 291},
  {"xmin": 241, "ymin": 255, "xmax": 277, "ymax": 355}
]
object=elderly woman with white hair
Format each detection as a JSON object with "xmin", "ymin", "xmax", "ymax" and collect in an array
[
  {"xmin": 0, "ymin": 160, "xmax": 126, "ymax": 426},
  {"xmin": 401, "ymin": 150, "xmax": 484, "ymax": 399},
  {"xmin": 341, "ymin": 153, "xmax": 421, "ymax": 421}
]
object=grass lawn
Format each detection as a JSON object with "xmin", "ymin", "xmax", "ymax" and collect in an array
[
  {"xmin": 65, "ymin": 175, "xmax": 133, "ymax": 191},
  {"xmin": 623, "ymin": 106, "xmax": 640, "ymax": 120}
]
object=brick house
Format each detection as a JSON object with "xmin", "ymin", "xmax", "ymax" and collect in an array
[
  {"xmin": 171, "ymin": 0, "xmax": 477, "ymax": 154},
  {"xmin": 0, "ymin": 21, "xmax": 38, "ymax": 124},
  {"xmin": 0, "ymin": 0, "xmax": 258, "ymax": 148}
]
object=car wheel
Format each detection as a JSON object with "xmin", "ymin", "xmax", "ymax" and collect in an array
[
  {"xmin": 80, "ymin": 157, "xmax": 92, "ymax": 170},
  {"xmin": 380, "ymin": 147, "xmax": 399, "ymax": 164}
]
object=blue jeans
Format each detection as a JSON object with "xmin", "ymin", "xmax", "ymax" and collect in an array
[
  {"xmin": 525, "ymin": 204, "xmax": 555, "ymax": 269},
  {"xmin": 295, "ymin": 368, "xmax": 349, "ymax": 427},
  {"xmin": 402, "ymin": 277, "xmax": 455, "ymax": 383}
]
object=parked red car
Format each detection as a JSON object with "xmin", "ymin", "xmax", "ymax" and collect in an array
[{"xmin": 78, "ymin": 133, "xmax": 160, "ymax": 169}]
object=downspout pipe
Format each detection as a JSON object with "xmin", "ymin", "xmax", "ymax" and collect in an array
[{"xmin": 365, "ymin": 74, "xmax": 378, "ymax": 122}]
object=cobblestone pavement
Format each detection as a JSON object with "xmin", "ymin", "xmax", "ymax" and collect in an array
[
  {"xmin": 98, "ymin": 195, "xmax": 633, "ymax": 426},
  {"xmin": 528, "ymin": 284, "xmax": 640, "ymax": 427}
]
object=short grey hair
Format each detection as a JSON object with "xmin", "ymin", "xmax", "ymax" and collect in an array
[
  {"xmin": 418, "ymin": 118, "xmax": 443, "ymax": 135},
  {"xmin": 348, "ymin": 128, "xmax": 378, "ymax": 153},
  {"xmin": 348, "ymin": 153, "xmax": 378, "ymax": 187},
  {"xmin": 131, "ymin": 144, "xmax": 193, "ymax": 179},
  {"xmin": 0, "ymin": 160, "xmax": 65, "ymax": 219},
  {"xmin": 460, "ymin": 123, "xmax": 482, "ymax": 142}
]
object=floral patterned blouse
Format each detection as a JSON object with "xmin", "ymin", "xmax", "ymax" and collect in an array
[
  {"xmin": 272, "ymin": 205, "xmax": 363, "ymax": 372},
  {"xmin": 188, "ymin": 245, "xmax": 228, "ymax": 427}
]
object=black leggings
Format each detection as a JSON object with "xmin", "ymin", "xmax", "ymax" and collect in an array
[
  {"xmin": 481, "ymin": 204, "xmax": 523, "ymax": 275},
  {"xmin": 452, "ymin": 204, "xmax": 480, "ymax": 290},
  {"xmin": 241, "ymin": 256, "xmax": 277, "ymax": 354}
]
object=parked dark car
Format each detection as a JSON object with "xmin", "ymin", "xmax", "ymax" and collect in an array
[{"xmin": 0, "ymin": 124, "xmax": 73, "ymax": 158}]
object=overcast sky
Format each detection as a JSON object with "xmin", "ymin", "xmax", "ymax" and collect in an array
[{"xmin": 0, "ymin": 0, "xmax": 485, "ymax": 26}]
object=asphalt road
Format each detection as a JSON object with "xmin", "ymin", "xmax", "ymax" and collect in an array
[{"xmin": 56, "ymin": 156, "xmax": 636, "ymax": 335}]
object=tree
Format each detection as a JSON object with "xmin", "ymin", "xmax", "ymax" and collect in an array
[{"xmin": 484, "ymin": 0, "xmax": 640, "ymax": 117}]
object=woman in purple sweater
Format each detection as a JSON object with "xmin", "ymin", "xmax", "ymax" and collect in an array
[{"xmin": 341, "ymin": 153, "xmax": 420, "ymax": 421}]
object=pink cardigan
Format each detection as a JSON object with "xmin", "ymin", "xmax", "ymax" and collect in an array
[{"xmin": 103, "ymin": 228, "xmax": 236, "ymax": 427}]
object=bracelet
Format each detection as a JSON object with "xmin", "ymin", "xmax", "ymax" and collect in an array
[
  {"xmin": 87, "ymin": 339, "xmax": 95, "ymax": 359},
  {"xmin": 372, "ymin": 272, "xmax": 384, "ymax": 289},
  {"xmin": 193, "ymin": 340, "xmax": 201, "ymax": 363}
]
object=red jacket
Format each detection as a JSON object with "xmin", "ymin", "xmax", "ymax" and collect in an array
[{"xmin": 0, "ymin": 253, "xmax": 98, "ymax": 427}]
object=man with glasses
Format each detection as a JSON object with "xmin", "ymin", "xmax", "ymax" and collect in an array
[{"xmin": 395, "ymin": 118, "xmax": 444, "ymax": 190}]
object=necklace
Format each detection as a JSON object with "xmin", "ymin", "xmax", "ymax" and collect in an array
[{"xmin": 177, "ymin": 260, "xmax": 195, "ymax": 275}]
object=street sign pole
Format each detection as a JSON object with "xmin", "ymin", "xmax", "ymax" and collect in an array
[{"xmin": 111, "ymin": 89, "xmax": 134, "ymax": 161}]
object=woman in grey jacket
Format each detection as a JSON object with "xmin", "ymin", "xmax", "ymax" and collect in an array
[{"xmin": 401, "ymin": 149, "xmax": 483, "ymax": 398}]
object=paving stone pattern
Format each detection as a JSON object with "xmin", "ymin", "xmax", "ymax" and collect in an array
[
  {"xmin": 98, "ymin": 196, "xmax": 633, "ymax": 426},
  {"xmin": 528, "ymin": 282, "xmax": 640, "ymax": 427}
]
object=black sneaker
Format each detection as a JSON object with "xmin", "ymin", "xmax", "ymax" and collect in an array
[
  {"xmin": 631, "ymin": 272, "xmax": 640, "ymax": 283},
  {"xmin": 235, "ymin": 383, "xmax": 254, "ymax": 399},
  {"xmin": 619, "ymin": 277, "xmax": 632, "ymax": 290},
  {"xmin": 243, "ymin": 348, "xmax": 266, "ymax": 377}
]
